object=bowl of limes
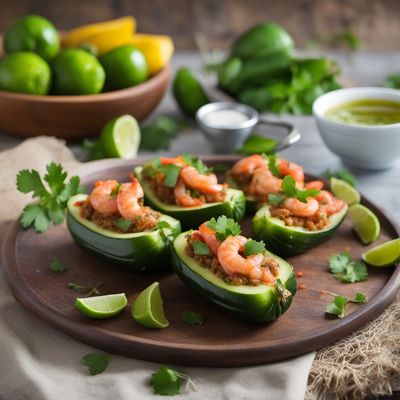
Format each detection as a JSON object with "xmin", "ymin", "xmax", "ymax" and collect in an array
[{"xmin": 0, "ymin": 15, "xmax": 173, "ymax": 138}]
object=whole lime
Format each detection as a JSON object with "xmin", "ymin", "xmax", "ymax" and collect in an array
[
  {"xmin": 100, "ymin": 45, "xmax": 148, "ymax": 91},
  {"xmin": 51, "ymin": 49, "xmax": 105, "ymax": 95},
  {"xmin": 4, "ymin": 15, "xmax": 60, "ymax": 61},
  {"xmin": 0, "ymin": 52, "xmax": 51, "ymax": 95}
]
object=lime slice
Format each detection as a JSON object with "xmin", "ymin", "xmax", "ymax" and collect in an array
[
  {"xmin": 348, "ymin": 204, "xmax": 380, "ymax": 244},
  {"xmin": 362, "ymin": 238, "xmax": 400, "ymax": 267},
  {"xmin": 330, "ymin": 177, "xmax": 361, "ymax": 205},
  {"xmin": 100, "ymin": 114, "xmax": 140, "ymax": 159},
  {"xmin": 75, "ymin": 293, "xmax": 127, "ymax": 319},
  {"xmin": 131, "ymin": 282, "xmax": 169, "ymax": 328}
]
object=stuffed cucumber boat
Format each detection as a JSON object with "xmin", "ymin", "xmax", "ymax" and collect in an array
[
  {"xmin": 172, "ymin": 216, "xmax": 296, "ymax": 323},
  {"xmin": 67, "ymin": 177, "xmax": 181, "ymax": 271},
  {"xmin": 135, "ymin": 155, "xmax": 245, "ymax": 229}
]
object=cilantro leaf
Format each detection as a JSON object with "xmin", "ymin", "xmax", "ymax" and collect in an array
[
  {"xmin": 323, "ymin": 168, "xmax": 357, "ymax": 187},
  {"xmin": 113, "ymin": 218, "xmax": 132, "ymax": 231},
  {"xmin": 181, "ymin": 154, "xmax": 209, "ymax": 174},
  {"xmin": 351, "ymin": 292, "xmax": 367, "ymax": 303},
  {"xmin": 328, "ymin": 252, "xmax": 351, "ymax": 274},
  {"xmin": 181, "ymin": 311, "xmax": 204, "ymax": 326},
  {"xmin": 34, "ymin": 208, "xmax": 51, "ymax": 233},
  {"xmin": 192, "ymin": 240, "xmax": 211, "ymax": 256},
  {"xmin": 159, "ymin": 164, "xmax": 182, "ymax": 187},
  {"xmin": 16, "ymin": 169, "xmax": 48, "ymax": 198},
  {"xmin": 150, "ymin": 367, "xmax": 185, "ymax": 396},
  {"xmin": 44, "ymin": 163, "xmax": 67, "ymax": 194},
  {"xmin": 68, "ymin": 282, "xmax": 103, "ymax": 296},
  {"xmin": 329, "ymin": 252, "xmax": 368, "ymax": 283},
  {"xmin": 326, "ymin": 295, "xmax": 347, "ymax": 318},
  {"xmin": 268, "ymin": 193, "xmax": 284, "ymax": 206},
  {"xmin": 267, "ymin": 155, "xmax": 280, "ymax": 177},
  {"xmin": 20, "ymin": 204, "xmax": 45, "ymax": 228},
  {"xmin": 206, "ymin": 216, "xmax": 241, "ymax": 241},
  {"xmin": 81, "ymin": 353, "xmax": 110, "ymax": 376},
  {"xmin": 154, "ymin": 220, "xmax": 180, "ymax": 242},
  {"xmin": 50, "ymin": 258, "xmax": 66, "ymax": 272},
  {"xmin": 281, "ymin": 176, "xmax": 320, "ymax": 203},
  {"xmin": 109, "ymin": 183, "xmax": 121, "ymax": 197},
  {"xmin": 237, "ymin": 134, "xmax": 278, "ymax": 155},
  {"xmin": 296, "ymin": 188, "xmax": 320, "ymax": 203},
  {"xmin": 244, "ymin": 239, "xmax": 266, "ymax": 256}
]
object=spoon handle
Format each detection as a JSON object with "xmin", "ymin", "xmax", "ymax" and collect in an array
[{"xmin": 258, "ymin": 117, "xmax": 301, "ymax": 151}]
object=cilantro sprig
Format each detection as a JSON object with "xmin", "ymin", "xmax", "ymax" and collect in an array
[
  {"xmin": 282, "ymin": 175, "xmax": 320, "ymax": 203},
  {"xmin": 181, "ymin": 311, "xmax": 204, "ymax": 326},
  {"xmin": 155, "ymin": 220, "xmax": 180, "ymax": 242},
  {"xmin": 329, "ymin": 252, "xmax": 368, "ymax": 283},
  {"xmin": 244, "ymin": 239, "xmax": 266, "ymax": 256},
  {"xmin": 68, "ymin": 282, "xmax": 103, "ymax": 296},
  {"xmin": 16, "ymin": 163, "xmax": 84, "ymax": 233},
  {"xmin": 181, "ymin": 154, "xmax": 209, "ymax": 174},
  {"xmin": 267, "ymin": 154, "xmax": 280, "ymax": 177},
  {"xmin": 150, "ymin": 367, "xmax": 195, "ymax": 396},
  {"xmin": 113, "ymin": 218, "xmax": 132, "ymax": 231},
  {"xmin": 50, "ymin": 258, "xmax": 66, "ymax": 272},
  {"xmin": 192, "ymin": 240, "xmax": 211, "ymax": 256},
  {"xmin": 206, "ymin": 216, "xmax": 241, "ymax": 241},
  {"xmin": 325, "ymin": 291, "xmax": 367, "ymax": 318},
  {"xmin": 81, "ymin": 353, "xmax": 110, "ymax": 376},
  {"xmin": 159, "ymin": 164, "xmax": 182, "ymax": 187}
]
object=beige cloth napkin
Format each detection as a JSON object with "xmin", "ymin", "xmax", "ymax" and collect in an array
[{"xmin": 0, "ymin": 137, "xmax": 315, "ymax": 400}]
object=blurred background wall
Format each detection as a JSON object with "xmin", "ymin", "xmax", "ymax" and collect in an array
[{"xmin": 1, "ymin": 0, "xmax": 400, "ymax": 50}]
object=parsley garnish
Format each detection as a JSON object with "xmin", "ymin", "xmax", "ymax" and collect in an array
[
  {"xmin": 325, "ymin": 291, "xmax": 367, "ymax": 318},
  {"xmin": 150, "ymin": 367, "xmax": 195, "ymax": 396},
  {"xmin": 206, "ymin": 216, "xmax": 241, "ymax": 241},
  {"xmin": 328, "ymin": 252, "xmax": 368, "ymax": 283},
  {"xmin": 181, "ymin": 311, "xmax": 204, "ymax": 326},
  {"xmin": 268, "ymin": 193, "xmax": 285, "ymax": 206},
  {"xmin": 323, "ymin": 168, "xmax": 357, "ymax": 187},
  {"xmin": 267, "ymin": 154, "xmax": 280, "ymax": 177},
  {"xmin": 81, "ymin": 353, "xmax": 110, "ymax": 375},
  {"xmin": 50, "ymin": 257, "xmax": 66, "ymax": 272},
  {"xmin": 113, "ymin": 218, "xmax": 132, "ymax": 231},
  {"xmin": 16, "ymin": 163, "xmax": 84, "ymax": 233},
  {"xmin": 352, "ymin": 292, "xmax": 367, "ymax": 303},
  {"xmin": 192, "ymin": 240, "xmax": 211, "ymax": 256},
  {"xmin": 181, "ymin": 154, "xmax": 209, "ymax": 175},
  {"xmin": 282, "ymin": 176, "xmax": 320, "ymax": 203},
  {"xmin": 244, "ymin": 239, "xmax": 266, "ymax": 256},
  {"xmin": 159, "ymin": 164, "xmax": 182, "ymax": 187},
  {"xmin": 155, "ymin": 220, "xmax": 180, "ymax": 242},
  {"xmin": 68, "ymin": 282, "xmax": 103, "ymax": 296}
]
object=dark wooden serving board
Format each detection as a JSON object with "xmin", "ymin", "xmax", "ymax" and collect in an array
[{"xmin": 2, "ymin": 157, "xmax": 400, "ymax": 367}]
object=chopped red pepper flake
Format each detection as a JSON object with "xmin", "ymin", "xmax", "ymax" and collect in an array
[
  {"xmin": 298, "ymin": 284, "xmax": 307, "ymax": 290},
  {"xmin": 296, "ymin": 271, "xmax": 304, "ymax": 278}
]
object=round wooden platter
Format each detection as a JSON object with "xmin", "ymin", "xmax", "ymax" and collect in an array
[{"xmin": 2, "ymin": 157, "xmax": 400, "ymax": 367}]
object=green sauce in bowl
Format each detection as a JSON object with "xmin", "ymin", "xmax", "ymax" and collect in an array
[{"xmin": 325, "ymin": 99, "xmax": 400, "ymax": 126}]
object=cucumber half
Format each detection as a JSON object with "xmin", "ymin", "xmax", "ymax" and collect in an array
[
  {"xmin": 252, "ymin": 204, "xmax": 348, "ymax": 256},
  {"xmin": 67, "ymin": 194, "xmax": 181, "ymax": 271},
  {"xmin": 135, "ymin": 166, "xmax": 246, "ymax": 229},
  {"xmin": 172, "ymin": 231, "xmax": 296, "ymax": 323}
]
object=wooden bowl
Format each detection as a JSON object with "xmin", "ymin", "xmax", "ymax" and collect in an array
[{"xmin": 0, "ymin": 64, "xmax": 171, "ymax": 139}]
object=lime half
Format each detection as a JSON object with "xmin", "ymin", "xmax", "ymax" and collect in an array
[
  {"xmin": 100, "ymin": 114, "xmax": 140, "ymax": 159},
  {"xmin": 131, "ymin": 282, "xmax": 169, "ymax": 328},
  {"xmin": 348, "ymin": 204, "xmax": 380, "ymax": 244},
  {"xmin": 75, "ymin": 293, "xmax": 127, "ymax": 319},
  {"xmin": 330, "ymin": 177, "xmax": 361, "ymax": 205},
  {"xmin": 362, "ymin": 238, "xmax": 400, "ymax": 267}
]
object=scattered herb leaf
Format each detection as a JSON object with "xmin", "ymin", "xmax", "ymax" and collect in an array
[
  {"xmin": 113, "ymin": 218, "xmax": 132, "ymax": 231},
  {"xmin": 237, "ymin": 134, "xmax": 278, "ymax": 155},
  {"xmin": 244, "ymin": 239, "xmax": 266, "ymax": 256},
  {"xmin": 268, "ymin": 193, "xmax": 285, "ymax": 206},
  {"xmin": 326, "ymin": 295, "xmax": 347, "ymax": 318},
  {"xmin": 206, "ymin": 216, "xmax": 241, "ymax": 241},
  {"xmin": 159, "ymin": 164, "xmax": 182, "ymax": 187},
  {"xmin": 81, "ymin": 353, "xmax": 110, "ymax": 376},
  {"xmin": 50, "ymin": 257, "xmax": 66, "ymax": 272},
  {"xmin": 16, "ymin": 163, "xmax": 84, "ymax": 233},
  {"xmin": 155, "ymin": 220, "xmax": 180, "ymax": 242},
  {"xmin": 352, "ymin": 292, "xmax": 367, "ymax": 303},
  {"xmin": 267, "ymin": 154, "xmax": 280, "ymax": 177},
  {"xmin": 328, "ymin": 252, "xmax": 368, "ymax": 283},
  {"xmin": 323, "ymin": 168, "xmax": 357, "ymax": 187},
  {"xmin": 68, "ymin": 282, "xmax": 103, "ymax": 296},
  {"xmin": 282, "ymin": 176, "xmax": 320, "ymax": 203},
  {"xmin": 181, "ymin": 311, "xmax": 204, "ymax": 326},
  {"xmin": 110, "ymin": 183, "xmax": 121, "ymax": 197},
  {"xmin": 150, "ymin": 367, "xmax": 192, "ymax": 396},
  {"xmin": 181, "ymin": 154, "xmax": 209, "ymax": 175},
  {"xmin": 192, "ymin": 240, "xmax": 211, "ymax": 256}
]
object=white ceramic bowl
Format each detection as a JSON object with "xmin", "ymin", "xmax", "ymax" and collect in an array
[{"xmin": 313, "ymin": 87, "xmax": 400, "ymax": 170}]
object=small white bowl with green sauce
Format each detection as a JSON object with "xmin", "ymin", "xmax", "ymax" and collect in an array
[{"xmin": 313, "ymin": 87, "xmax": 400, "ymax": 170}]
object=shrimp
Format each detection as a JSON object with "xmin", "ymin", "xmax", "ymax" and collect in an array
[
  {"xmin": 305, "ymin": 180, "xmax": 324, "ymax": 190},
  {"xmin": 199, "ymin": 222, "xmax": 220, "ymax": 255},
  {"xmin": 180, "ymin": 166, "xmax": 223, "ymax": 194},
  {"xmin": 231, "ymin": 154, "xmax": 268, "ymax": 175},
  {"xmin": 283, "ymin": 197, "xmax": 319, "ymax": 217},
  {"xmin": 117, "ymin": 177, "xmax": 144, "ymax": 220},
  {"xmin": 248, "ymin": 167, "xmax": 282, "ymax": 196},
  {"xmin": 89, "ymin": 180, "xmax": 119, "ymax": 214},
  {"xmin": 174, "ymin": 178, "xmax": 203, "ymax": 207},
  {"xmin": 277, "ymin": 159, "xmax": 304, "ymax": 185},
  {"xmin": 217, "ymin": 235, "xmax": 276, "ymax": 285}
]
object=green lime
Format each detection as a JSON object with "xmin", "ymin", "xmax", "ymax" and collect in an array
[
  {"xmin": 131, "ymin": 282, "xmax": 169, "ymax": 328},
  {"xmin": 330, "ymin": 177, "xmax": 361, "ymax": 205},
  {"xmin": 348, "ymin": 204, "xmax": 380, "ymax": 245},
  {"xmin": 0, "ymin": 52, "xmax": 51, "ymax": 95},
  {"xmin": 100, "ymin": 45, "xmax": 148, "ymax": 91},
  {"xmin": 51, "ymin": 49, "xmax": 105, "ymax": 95},
  {"xmin": 4, "ymin": 15, "xmax": 59, "ymax": 61},
  {"xmin": 100, "ymin": 114, "xmax": 140, "ymax": 159},
  {"xmin": 362, "ymin": 238, "xmax": 400, "ymax": 267},
  {"xmin": 75, "ymin": 293, "xmax": 127, "ymax": 319}
]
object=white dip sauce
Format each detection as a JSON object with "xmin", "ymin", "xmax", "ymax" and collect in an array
[{"xmin": 203, "ymin": 109, "xmax": 249, "ymax": 128}]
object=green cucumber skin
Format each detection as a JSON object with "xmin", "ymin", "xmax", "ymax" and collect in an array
[
  {"xmin": 171, "ymin": 239, "xmax": 296, "ymax": 323},
  {"xmin": 136, "ymin": 167, "xmax": 246, "ymax": 230},
  {"xmin": 252, "ymin": 206, "xmax": 348, "ymax": 257}
]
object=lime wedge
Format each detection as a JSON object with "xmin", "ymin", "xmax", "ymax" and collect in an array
[
  {"xmin": 75, "ymin": 293, "xmax": 127, "ymax": 319},
  {"xmin": 100, "ymin": 114, "xmax": 140, "ymax": 159},
  {"xmin": 348, "ymin": 204, "xmax": 380, "ymax": 244},
  {"xmin": 362, "ymin": 238, "xmax": 400, "ymax": 267},
  {"xmin": 330, "ymin": 177, "xmax": 361, "ymax": 205},
  {"xmin": 131, "ymin": 282, "xmax": 169, "ymax": 328}
]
